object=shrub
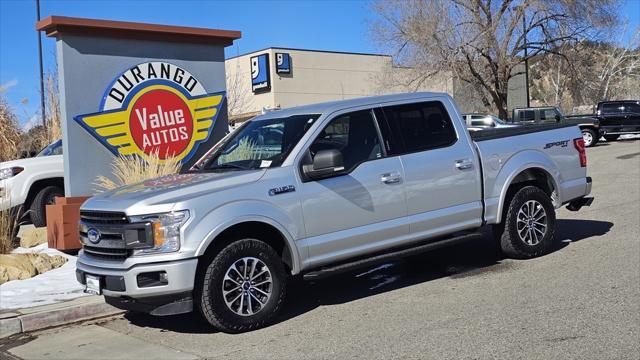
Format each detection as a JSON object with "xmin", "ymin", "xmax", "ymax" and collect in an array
[
  {"xmin": 94, "ymin": 151, "xmax": 181, "ymax": 191},
  {"xmin": 0, "ymin": 95, "xmax": 21, "ymax": 163},
  {"xmin": 0, "ymin": 202, "xmax": 21, "ymax": 254}
]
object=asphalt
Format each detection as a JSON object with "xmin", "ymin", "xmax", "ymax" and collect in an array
[{"xmin": 3, "ymin": 138, "xmax": 639, "ymax": 360}]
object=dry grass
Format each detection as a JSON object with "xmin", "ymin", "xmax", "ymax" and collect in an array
[
  {"xmin": 23, "ymin": 74, "xmax": 63, "ymax": 156},
  {"xmin": 94, "ymin": 151, "xmax": 181, "ymax": 191},
  {"xmin": 0, "ymin": 95, "xmax": 21, "ymax": 163},
  {"xmin": 0, "ymin": 200, "xmax": 20, "ymax": 254},
  {"xmin": 44, "ymin": 74, "xmax": 61, "ymax": 144}
]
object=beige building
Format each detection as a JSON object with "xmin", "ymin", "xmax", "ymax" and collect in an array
[{"xmin": 224, "ymin": 47, "xmax": 454, "ymax": 122}]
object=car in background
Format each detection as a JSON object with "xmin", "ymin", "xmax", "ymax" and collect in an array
[
  {"xmin": 511, "ymin": 107, "xmax": 602, "ymax": 147},
  {"xmin": 462, "ymin": 113, "xmax": 518, "ymax": 131},
  {"xmin": 595, "ymin": 100, "xmax": 640, "ymax": 141},
  {"xmin": 0, "ymin": 140, "xmax": 64, "ymax": 227}
]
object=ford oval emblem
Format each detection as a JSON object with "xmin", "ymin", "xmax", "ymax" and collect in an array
[{"xmin": 87, "ymin": 228, "xmax": 101, "ymax": 244}]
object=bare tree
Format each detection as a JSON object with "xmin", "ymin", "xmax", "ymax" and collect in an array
[
  {"xmin": 592, "ymin": 25, "xmax": 640, "ymax": 101},
  {"xmin": 371, "ymin": 0, "xmax": 618, "ymax": 119},
  {"xmin": 225, "ymin": 58, "xmax": 254, "ymax": 122}
]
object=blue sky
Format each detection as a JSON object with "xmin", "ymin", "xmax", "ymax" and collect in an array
[{"xmin": 1, "ymin": 0, "xmax": 639, "ymax": 126}]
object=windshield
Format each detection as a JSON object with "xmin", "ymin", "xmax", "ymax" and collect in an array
[
  {"xmin": 196, "ymin": 114, "xmax": 319, "ymax": 172},
  {"xmin": 37, "ymin": 140, "xmax": 63, "ymax": 157}
]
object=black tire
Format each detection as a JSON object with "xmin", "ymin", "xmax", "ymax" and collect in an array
[
  {"xmin": 197, "ymin": 239, "xmax": 288, "ymax": 333},
  {"xmin": 581, "ymin": 128, "xmax": 597, "ymax": 147},
  {"xmin": 29, "ymin": 185, "xmax": 63, "ymax": 227},
  {"xmin": 496, "ymin": 185, "xmax": 556, "ymax": 259},
  {"xmin": 604, "ymin": 134, "xmax": 620, "ymax": 142}
]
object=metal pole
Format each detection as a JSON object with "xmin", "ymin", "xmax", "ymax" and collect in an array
[
  {"xmin": 36, "ymin": 0, "xmax": 46, "ymax": 128},
  {"xmin": 523, "ymin": 12, "xmax": 530, "ymax": 108}
]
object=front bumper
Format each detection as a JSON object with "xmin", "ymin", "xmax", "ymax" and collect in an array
[{"xmin": 76, "ymin": 256, "xmax": 198, "ymax": 298}]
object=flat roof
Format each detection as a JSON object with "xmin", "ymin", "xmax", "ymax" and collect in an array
[
  {"xmin": 226, "ymin": 46, "xmax": 390, "ymax": 60},
  {"xmin": 36, "ymin": 16, "xmax": 241, "ymax": 46}
]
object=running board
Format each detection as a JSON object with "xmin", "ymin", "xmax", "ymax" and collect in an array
[{"xmin": 303, "ymin": 232, "xmax": 484, "ymax": 280}]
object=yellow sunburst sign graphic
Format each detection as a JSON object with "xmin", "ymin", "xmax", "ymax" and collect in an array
[{"xmin": 74, "ymin": 61, "xmax": 225, "ymax": 164}]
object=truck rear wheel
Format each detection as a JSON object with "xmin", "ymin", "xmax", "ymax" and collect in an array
[
  {"xmin": 581, "ymin": 128, "xmax": 597, "ymax": 147},
  {"xmin": 497, "ymin": 185, "xmax": 556, "ymax": 259},
  {"xmin": 30, "ymin": 185, "xmax": 63, "ymax": 227},
  {"xmin": 197, "ymin": 238, "xmax": 288, "ymax": 333}
]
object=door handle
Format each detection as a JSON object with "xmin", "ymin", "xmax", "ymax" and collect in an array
[
  {"xmin": 380, "ymin": 172, "xmax": 401, "ymax": 184},
  {"xmin": 455, "ymin": 159, "xmax": 473, "ymax": 170}
]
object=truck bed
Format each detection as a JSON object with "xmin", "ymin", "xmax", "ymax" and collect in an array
[
  {"xmin": 470, "ymin": 123, "xmax": 588, "ymax": 224},
  {"xmin": 469, "ymin": 123, "xmax": 578, "ymax": 142}
]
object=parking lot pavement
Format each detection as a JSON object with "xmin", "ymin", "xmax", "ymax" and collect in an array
[{"xmin": 3, "ymin": 139, "xmax": 639, "ymax": 360}]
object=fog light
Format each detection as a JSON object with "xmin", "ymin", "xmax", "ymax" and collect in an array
[
  {"xmin": 159, "ymin": 272, "xmax": 168, "ymax": 283},
  {"xmin": 137, "ymin": 271, "xmax": 168, "ymax": 288}
]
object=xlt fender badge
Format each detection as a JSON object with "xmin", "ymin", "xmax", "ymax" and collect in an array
[
  {"xmin": 269, "ymin": 185, "xmax": 295, "ymax": 196},
  {"xmin": 544, "ymin": 140, "xmax": 569, "ymax": 149}
]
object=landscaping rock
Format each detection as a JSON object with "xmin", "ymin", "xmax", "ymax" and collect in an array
[
  {"xmin": 18, "ymin": 226, "xmax": 48, "ymax": 248},
  {"xmin": 0, "ymin": 253, "xmax": 67, "ymax": 284}
]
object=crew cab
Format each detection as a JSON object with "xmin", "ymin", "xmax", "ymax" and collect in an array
[
  {"xmin": 76, "ymin": 93, "xmax": 593, "ymax": 333},
  {"xmin": 0, "ymin": 140, "xmax": 64, "ymax": 226},
  {"xmin": 595, "ymin": 100, "xmax": 640, "ymax": 141},
  {"xmin": 511, "ymin": 106, "xmax": 602, "ymax": 147}
]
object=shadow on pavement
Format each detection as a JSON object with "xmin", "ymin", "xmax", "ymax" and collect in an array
[{"xmin": 124, "ymin": 219, "xmax": 612, "ymax": 334}]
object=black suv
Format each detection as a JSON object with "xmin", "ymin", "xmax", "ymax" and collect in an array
[{"xmin": 596, "ymin": 100, "xmax": 640, "ymax": 141}]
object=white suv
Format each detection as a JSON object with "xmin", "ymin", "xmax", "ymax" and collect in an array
[{"xmin": 0, "ymin": 140, "xmax": 64, "ymax": 226}]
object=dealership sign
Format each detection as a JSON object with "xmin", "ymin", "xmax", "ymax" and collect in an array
[
  {"xmin": 250, "ymin": 53, "xmax": 270, "ymax": 93},
  {"xmin": 75, "ymin": 61, "xmax": 225, "ymax": 163}
]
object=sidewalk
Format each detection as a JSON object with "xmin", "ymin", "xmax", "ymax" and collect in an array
[{"xmin": 0, "ymin": 295, "xmax": 124, "ymax": 338}]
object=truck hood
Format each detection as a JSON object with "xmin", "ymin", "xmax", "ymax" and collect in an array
[
  {"xmin": 0, "ymin": 155, "xmax": 63, "ymax": 170},
  {"xmin": 83, "ymin": 170, "xmax": 265, "ymax": 214}
]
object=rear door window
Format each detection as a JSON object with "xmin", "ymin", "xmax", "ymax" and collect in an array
[
  {"xmin": 624, "ymin": 102, "xmax": 640, "ymax": 114},
  {"xmin": 520, "ymin": 110, "xmax": 535, "ymax": 122},
  {"xmin": 381, "ymin": 101, "xmax": 457, "ymax": 153},
  {"xmin": 602, "ymin": 103, "xmax": 621, "ymax": 114}
]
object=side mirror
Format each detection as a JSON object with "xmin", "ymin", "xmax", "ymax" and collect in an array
[
  {"xmin": 302, "ymin": 149, "xmax": 345, "ymax": 180},
  {"xmin": 555, "ymin": 114, "xmax": 561, "ymax": 122}
]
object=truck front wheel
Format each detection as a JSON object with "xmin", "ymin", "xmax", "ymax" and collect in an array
[
  {"xmin": 30, "ymin": 185, "xmax": 63, "ymax": 227},
  {"xmin": 496, "ymin": 186, "xmax": 557, "ymax": 259},
  {"xmin": 197, "ymin": 239, "xmax": 288, "ymax": 333}
]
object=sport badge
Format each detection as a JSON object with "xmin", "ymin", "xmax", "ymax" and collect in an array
[{"xmin": 75, "ymin": 61, "xmax": 225, "ymax": 163}]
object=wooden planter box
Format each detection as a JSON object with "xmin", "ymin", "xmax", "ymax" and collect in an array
[{"xmin": 46, "ymin": 196, "xmax": 89, "ymax": 251}]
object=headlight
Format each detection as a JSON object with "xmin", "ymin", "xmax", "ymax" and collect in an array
[
  {"xmin": 130, "ymin": 210, "xmax": 189, "ymax": 255},
  {"xmin": 0, "ymin": 167, "xmax": 24, "ymax": 180}
]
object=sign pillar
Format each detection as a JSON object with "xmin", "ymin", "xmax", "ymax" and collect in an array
[{"xmin": 36, "ymin": 16, "xmax": 241, "ymax": 196}]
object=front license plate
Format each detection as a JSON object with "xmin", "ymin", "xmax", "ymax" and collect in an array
[{"xmin": 85, "ymin": 275, "xmax": 101, "ymax": 295}]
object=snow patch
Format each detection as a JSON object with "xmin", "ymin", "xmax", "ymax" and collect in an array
[{"xmin": 0, "ymin": 243, "xmax": 89, "ymax": 310}]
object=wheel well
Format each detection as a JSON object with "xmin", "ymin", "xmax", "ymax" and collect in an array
[
  {"xmin": 199, "ymin": 221, "xmax": 293, "ymax": 272},
  {"xmin": 501, "ymin": 168, "xmax": 557, "ymax": 221},
  {"xmin": 24, "ymin": 177, "xmax": 65, "ymax": 209}
]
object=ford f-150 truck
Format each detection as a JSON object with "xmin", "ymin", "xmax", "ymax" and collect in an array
[{"xmin": 76, "ymin": 93, "xmax": 593, "ymax": 333}]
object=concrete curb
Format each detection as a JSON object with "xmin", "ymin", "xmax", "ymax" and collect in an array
[{"xmin": 0, "ymin": 296, "xmax": 124, "ymax": 338}]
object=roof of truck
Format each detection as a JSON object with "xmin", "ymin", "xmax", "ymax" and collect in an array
[{"xmin": 254, "ymin": 92, "xmax": 449, "ymax": 120}]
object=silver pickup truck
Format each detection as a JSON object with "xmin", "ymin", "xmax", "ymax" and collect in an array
[{"xmin": 76, "ymin": 93, "xmax": 592, "ymax": 333}]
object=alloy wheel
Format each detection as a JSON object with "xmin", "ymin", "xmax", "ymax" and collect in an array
[
  {"xmin": 516, "ymin": 200, "xmax": 547, "ymax": 246},
  {"xmin": 221, "ymin": 257, "xmax": 273, "ymax": 316}
]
